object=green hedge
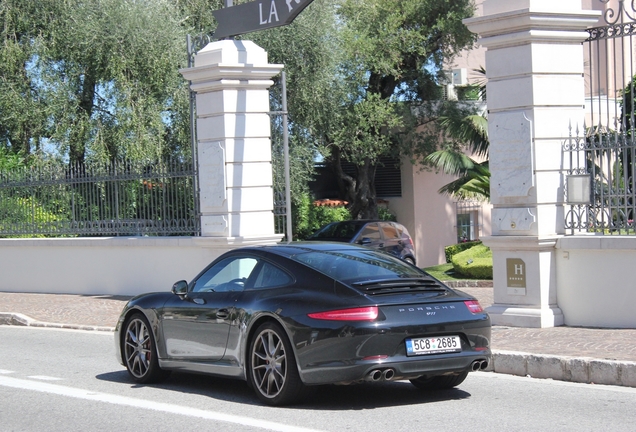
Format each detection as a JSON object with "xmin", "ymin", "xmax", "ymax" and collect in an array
[
  {"xmin": 444, "ymin": 240, "xmax": 482, "ymax": 263},
  {"xmin": 293, "ymin": 193, "xmax": 400, "ymax": 240},
  {"xmin": 293, "ymin": 193, "xmax": 351, "ymax": 240},
  {"xmin": 450, "ymin": 244, "xmax": 493, "ymax": 279}
]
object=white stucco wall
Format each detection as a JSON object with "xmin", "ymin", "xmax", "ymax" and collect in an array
[
  {"xmin": 0, "ymin": 237, "xmax": 249, "ymax": 297},
  {"xmin": 556, "ymin": 236, "xmax": 636, "ymax": 328},
  {"xmin": 391, "ymin": 162, "xmax": 492, "ymax": 268}
]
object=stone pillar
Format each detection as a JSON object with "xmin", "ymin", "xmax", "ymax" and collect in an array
[
  {"xmin": 180, "ymin": 40, "xmax": 284, "ymax": 244},
  {"xmin": 464, "ymin": 1, "xmax": 600, "ymax": 327}
]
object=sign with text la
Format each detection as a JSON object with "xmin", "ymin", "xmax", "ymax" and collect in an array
[{"xmin": 213, "ymin": 0, "xmax": 315, "ymax": 40}]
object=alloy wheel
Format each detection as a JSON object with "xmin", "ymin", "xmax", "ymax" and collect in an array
[
  {"xmin": 251, "ymin": 328, "xmax": 287, "ymax": 399},
  {"xmin": 124, "ymin": 317, "xmax": 152, "ymax": 379}
]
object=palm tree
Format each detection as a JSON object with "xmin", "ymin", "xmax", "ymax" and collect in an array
[{"xmin": 425, "ymin": 68, "xmax": 490, "ymax": 201}]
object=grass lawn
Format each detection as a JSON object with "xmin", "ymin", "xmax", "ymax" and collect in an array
[{"xmin": 422, "ymin": 263, "xmax": 464, "ymax": 281}]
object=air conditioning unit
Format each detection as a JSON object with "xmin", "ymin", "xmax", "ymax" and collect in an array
[{"xmin": 452, "ymin": 68, "xmax": 468, "ymax": 86}]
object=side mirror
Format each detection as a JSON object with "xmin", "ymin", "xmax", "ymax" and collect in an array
[
  {"xmin": 359, "ymin": 237, "xmax": 372, "ymax": 245},
  {"xmin": 172, "ymin": 280, "xmax": 189, "ymax": 297}
]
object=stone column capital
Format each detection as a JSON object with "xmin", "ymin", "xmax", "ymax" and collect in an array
[
  {"xmin": 180, "ymin": 40, "xmax": 283, "ymax": 94},
  {"xmin": 464, "ymin": 8, "xmax": 601, "ymax": 48}
]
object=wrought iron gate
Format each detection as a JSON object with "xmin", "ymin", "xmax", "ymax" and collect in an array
[{"xmin": 564, "ymin": 0, "xmax": 636, "ymax": 235}]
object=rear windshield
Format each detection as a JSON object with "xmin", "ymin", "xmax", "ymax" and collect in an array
[{"xmin": 292, "ymin": 249, "xmax": 422, "ymax": 282}]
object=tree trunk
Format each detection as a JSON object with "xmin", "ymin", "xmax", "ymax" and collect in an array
[
  {"xmin": 69, "ymin": 70, "xmax": 97, "ymax": 167},
  {"xmin": 330, "ymin": 151, "xmax": 379, "ymax": 220},
  {"xmin": 348, "ymin": 158, "xmax": 378, "ymax": 219}
]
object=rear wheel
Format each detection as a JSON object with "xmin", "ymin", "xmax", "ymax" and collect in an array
[
  {"xmin": 248, "ymin": 322, "xmax": 308, "ymax": 406},
  {"xmin": 122, "ymin": 313, "xmax": 170, "ymax": 384},
  {"xmin": 409, "ymin": 371, "xmax": 468, "ymax": 390}
]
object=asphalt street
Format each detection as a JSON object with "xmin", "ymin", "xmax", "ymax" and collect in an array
[
  {"xmin": 1, "ymin": 326, "xmax": 635, "ymax": 432},
  {"xmin": 1, "ymin": 287, "xmax": 635, "ymax": 389}
]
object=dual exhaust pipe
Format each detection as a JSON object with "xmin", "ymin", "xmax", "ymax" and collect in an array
[
  {"xmin": 366, "ymin": 368, "xmax": 395, "ymax": 382},
  {"xmin": 366, "ymin": 359, "xmax": 488, "ymax": 383},
  {"xmin": 471, "ymin": 359, "xmax": 489, "ymax": 371}
]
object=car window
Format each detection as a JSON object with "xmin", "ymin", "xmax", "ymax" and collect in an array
[
  {"xmin": 252, "ymin": 262, "xmax": 292, "ymax": 289},
  {"xmin": 380, "ymin": 223, "xmax": 400, "ymax": 240},
  {"xmin": 310, "ymin": 221, "xmax": 365, "ymax": 241},
  {"xmin": 396, "ymin": 224, "xmax": 410, "ymax": 238},
  {"xmin": 357, "ymin": 223, "xmax": 381, "ymax": 241},
  {"xmin": 192, "ymin": 257, "xmax": 258, "ymax": 293},
  {"xmin": 294, "ymin": 250, "xmax": 422, "ymax": 281}
]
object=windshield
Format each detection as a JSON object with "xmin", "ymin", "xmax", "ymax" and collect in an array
[{"xmin": 293, "ymin": 249, "xmax": 423, "ymax": 282}]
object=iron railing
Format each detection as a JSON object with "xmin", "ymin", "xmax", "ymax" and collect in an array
[
  {"xmin": 563, "ymin": 0, "xmax": 636, "ymax": 234},
  {"xmin": 0, "ymin": 159, "xmax": 200, "ymax": 237},
  {"xmin": 564, "ymin": 124, "xmax": 636, "ymax": 234}
]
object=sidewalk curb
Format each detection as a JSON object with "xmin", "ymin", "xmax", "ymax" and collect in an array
[
  {"xmin": 2, "ymin": 312, "xmax": 635, "ymax": 389},
  {"xmin": 0, "ymin": 312, "xmax": 114, "ymax": 332},
  {"xmin": 489, "ymin": 350, "xmax": 636, "ymax": 388}
]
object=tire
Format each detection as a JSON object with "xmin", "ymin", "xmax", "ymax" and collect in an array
[
  {"xmin": 122, "ymin": 313, "xmax": 171, "ymax": 384},
  {"xmin": 404, "ymin": 257, "xmax": 416, "ymax": 266},
  {"xmin": 409, "ymin": 371, "xmax": 468, "ymax": 390},
  {"xmin": 248, "ymin": 321, "xmax": 308, "ymax": 406}
]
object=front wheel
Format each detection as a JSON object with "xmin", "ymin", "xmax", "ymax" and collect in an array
[
  {"xmin": 248, "ymin": 322, "xmax": 308, "ymax": 406},
  {"xmin": 409, "ymin": 371, "xmax": 468, "ymax": 390},
  {"xmin": 122, "ymin": 313, "xmax": 170, "ymax": 384},
  {"xmin": 403, "ymin": 256, "xmax": 416, "ymax": 266}
]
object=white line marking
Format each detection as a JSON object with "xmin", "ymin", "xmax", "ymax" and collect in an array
[
  {"xmin": 28, "ymin": 375, "xmax": 63, "ymax": 381},
  {"xmin": 0, "ymin": 376, "xmax": 324, "ymax": 432},
  {"xmin": 0, "ymin": 370, "xmax": 14, "ymax": 374}
]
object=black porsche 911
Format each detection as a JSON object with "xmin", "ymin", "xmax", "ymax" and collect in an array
[{"xmin": 114, "ymin": 242, "xmax": 491, "ymax": 406}]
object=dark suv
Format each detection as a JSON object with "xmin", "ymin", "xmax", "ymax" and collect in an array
[{"xmin": 306, "ymin": 220, "xmax": 417, "ymax": 265}]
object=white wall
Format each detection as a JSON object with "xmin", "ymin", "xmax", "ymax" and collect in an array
[
  {"xmin": 1, "ymin": 235, "xmax": 633, "ymax": 329},
  {"xmin": 556, "ymin": 236, "xmax": 636, "ymax": 328},
  {"xmin": 391, "ymin": 161, "xmax": 491, "ymax": 267},
  {"xmin": 0, "ymin": 237, "xmax": 244, "ymax": 296}
]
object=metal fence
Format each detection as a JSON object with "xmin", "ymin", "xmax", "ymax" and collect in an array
[
  {"xmin": 0, "ymin": 159, "xmax": 200, "ymax": 237},
  {"xmin": 564, "ymin": 1, "xmax": 636, "ymax": 235},
  {"xmin": 564, "ymin": 125, "xmax": 636, "ymax": 234}
]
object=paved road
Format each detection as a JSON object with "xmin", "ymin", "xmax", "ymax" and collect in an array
[
  {"xmin": 2, "ymin": 326, "xmax": 636, "ymax": 432},
  {"xmin": 1, "ymin": 288, "xmax": 635, "ymax": 388}
]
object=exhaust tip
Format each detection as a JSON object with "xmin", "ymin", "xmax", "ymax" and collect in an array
[
  {"xmin": 382, "ymin": 368, "xmax": 395, "ymax": 381},
  {"xmin": 471, "ymin": 359, "xmax": 489, "ymax": 371},
  {"xmin": 367, "ymin": 369, "xmax": 382, "ymax": 381}
]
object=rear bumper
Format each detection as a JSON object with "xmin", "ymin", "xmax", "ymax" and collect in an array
[{"xmin": 299, "ymin": 349, "xmax": 492, "ymax": 385}]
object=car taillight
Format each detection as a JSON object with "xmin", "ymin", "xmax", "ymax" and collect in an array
[
  {"xmin": 308, "ymin": 306, "xmax": 379, "ymax": 321},
  {"xmin": 464, "ymin": 300, "xmax": 484, "ymax": 314}
]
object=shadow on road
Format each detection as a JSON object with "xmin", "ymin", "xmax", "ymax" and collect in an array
[{"xmin": 96, "ymin": 370, "xmax": 471, "ymax": 409}]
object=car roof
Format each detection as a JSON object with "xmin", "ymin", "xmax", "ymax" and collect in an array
[{"xmin": 235, "ymin": 241, "xmax": 372, "ymax": 259}]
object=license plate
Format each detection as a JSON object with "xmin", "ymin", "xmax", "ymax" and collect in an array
[{"xmin": 406, "ymin": 335, "xmax": 461, "ymax": 356}]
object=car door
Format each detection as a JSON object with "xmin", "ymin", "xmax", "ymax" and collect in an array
[
  {"xmin": 222, "ymin": 260, "xmax": 295, "ymax": 363},
  {"xmin": 159, "ymin": 256, "xmax": 258, "ymax": 361}
]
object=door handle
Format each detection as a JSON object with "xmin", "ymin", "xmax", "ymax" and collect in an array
[{"xmin": 217, "ymin": 309, "xmax": 230, "ymax": 320}]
